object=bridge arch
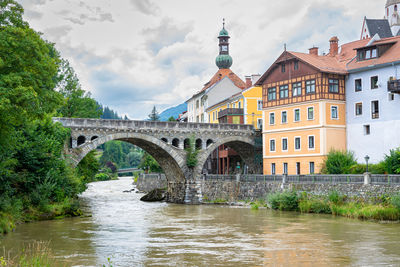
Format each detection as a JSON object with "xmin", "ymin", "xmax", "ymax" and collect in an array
[
  {"xmin": 195, "ymin": 135, "xmax": 260, "ymax": 176},
  {"xmin": 68, "ymin": 132, "xmax": 188, "ymax": 203}
]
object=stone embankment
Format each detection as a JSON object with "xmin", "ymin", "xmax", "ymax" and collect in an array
[{"xmin": 138, "ymin": 173, "xmax": 400, "ymax": 203}]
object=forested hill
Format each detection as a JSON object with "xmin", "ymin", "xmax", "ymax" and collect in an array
[{"xmin": 159, "ymin": 103, "xmax": 187, "ymax": 121}]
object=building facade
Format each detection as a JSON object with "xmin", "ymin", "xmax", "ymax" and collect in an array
[
  {"xmin": 346, "ymin": 36, "xmax": 400, "ymax": 163},
  {"xmin": 257, "ymin": 38, "xmax": 352, "ymax": 175}
]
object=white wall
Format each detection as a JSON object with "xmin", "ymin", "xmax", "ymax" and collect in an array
[
  {"xmin": 207, "ymin": 77, "xmax": 242, "ymax": 108},
  {"xmin": 346, "ymin": 64, "xmax": 400, "ymax": 163}
]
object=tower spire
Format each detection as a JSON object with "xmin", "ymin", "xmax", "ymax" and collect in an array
[
  {"xmin": 223, "ymin": 18, "xmax": 225, "ymax": 29},
  {"xmin": 215, "ymin": 20, "xmax": 232, "ymax": 69}
]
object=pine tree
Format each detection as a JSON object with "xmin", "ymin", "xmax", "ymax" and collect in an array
[{"xmin": 148, "ymin": 106, "xmax": 160, "ymax": 121}]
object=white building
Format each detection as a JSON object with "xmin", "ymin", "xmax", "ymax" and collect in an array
[
  {"xmin": 346, "ymin": 35, "xmax": 400, "ymax": 163},
  {"xmin": 186, "ymin": 22, "xmax": 245, "ymax": 123}
]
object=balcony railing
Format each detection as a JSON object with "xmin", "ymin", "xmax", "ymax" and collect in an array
[
  {"xmin": 388, "ymin": 79, "xmax": 400, "ymax": 93},
  {"xmin": 372, "ymin": 112, "xmax": 380, "ymax": 119},
  {"xmin": 218, "ymin": 108, "xmax": 244, "ymax": 119}
]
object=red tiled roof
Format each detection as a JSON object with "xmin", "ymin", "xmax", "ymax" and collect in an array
[
  {"xmin": 201, "ymin": 68, "xmax": 246, "ymax": 92},
  {"xmin": 347, "ymin": 35, "xmax": 400, "ymax": 70}
]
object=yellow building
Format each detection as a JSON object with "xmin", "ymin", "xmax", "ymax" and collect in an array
[
  {"xmin": 256, "ymin": 38, "xmax": 352, "ymax": 175},
  {"xmin": 207, "ymin": 93, "xmax": 244, "ymax": 124},
  {"xmin": 242, "ymin": 85, "xmax": 263, "ymax": 130}
]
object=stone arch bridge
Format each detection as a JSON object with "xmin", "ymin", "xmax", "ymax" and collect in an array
[{"xmin": 53, "ymin": 118, "xmax": 262, "ymax": 204}]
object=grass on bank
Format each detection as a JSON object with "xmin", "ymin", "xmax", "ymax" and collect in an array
[{"xmin": 264, "ymin": 191, "xmax": 400, "ymax": 221}]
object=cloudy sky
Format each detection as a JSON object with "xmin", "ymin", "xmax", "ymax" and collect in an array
[{"xmin": 18, "ymin": 0, "xmax": 384, "ymax": 119}]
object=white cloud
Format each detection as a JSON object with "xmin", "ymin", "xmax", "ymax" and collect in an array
[{"xmin": 17, "ymin": 0, "xmax": 386, "ymax": 119}]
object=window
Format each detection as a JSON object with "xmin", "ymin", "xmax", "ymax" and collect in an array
[
  {"xmin": 294, "ymin": 109, "xmax": 300, "ymax": 122},
  {"xmin": 331, "ymin": 106, "xmax": 338, "ymax": 119},
  {"xmin": 395, "ymin": 4, "xmax": 398, "ymax": 11},
  {"xmin": 196, "ymin": 100, "xmax": 199, "ymax": 108},
  {"xmin": 296, "ymin": 162, "xmax": 301, "ymax": 175},
  {"xmin": 213, "ymin": 112, "xmax": 215, "ymax": 121},
  {"xmin": 295, "ymin": 137, "xmax": 301, "ymax": 150},
  {"xmin": 227, "ymin": 103, "xmax": 230, "ymax": 108},
  {"xmin": 269, "ymin": 112, "xmax": 275, "ymax": 125},
  {"xmin": 308, "ymin": 107, "xmax": 314, "ymax": 120},
  {"xmin": 257, "ymin": 100, "xmax": 263, "ymax": 110},
  {"xmin": 267, "ymin": 87, "xmax": 276, "ymax": 101},
  {"xmin": 282, "ymin": 138, "xmax": 288, "ymax": 151},
  {"xmin": 238, "ymin": 102, "xmax": 241, "ymax": 109},
  {"xmin": 309, "ymin": 162, "xmax": 315, "ymax": 174},
  {"xmin": 201, "ymin": 114, "xmax": 204, "ymax": 122},
  {"xmin": 292, "ymin": 82, "xmax": 302, "ymax": 97},
  {"xmin": 196, "ymin": 116, "xmax": 199, "ymax": 122},
  {"xmin": 364, "ymin": 125, "xmax": 370, "ymax": 135},
  {"xmin": 329, "ymin": 79, "xmax": 339, "ymax": 93},
  {"xmin": 281, "ymin": 111, "xmax": 287, "ymax": 123},
  {"xmin": 355, "ymin": 79, "xmax": 362, "ymax": 92},
  {"xmin": 283, "ymin": 163, "xmax": 288, "ymax": 175},
  {"xmin": 279, "ymin": 85, "xmax": 289, "ymax": 99},
  {"xmin": 270, "ymin": 139, "xmax": 276, "ymax": 152},
  {"xmin": 355, "ymin": 103, "xmax": 362, "ymax": 116},
  {"xmin": 257, "ymin": 119, "xmax": 263, "ymax": 130},
  {"xmin": 371, "ymin": 76, "xmax": 378, "ymax": 89},
  {"xmin": 308, "ymin": 136, "xmax": 315, "ymax": 149},
  {"xmin": 271, "ymin": 163, "xmax": 276, "ymax": 175},
  {"xmin": 306, "ymin": 79, "xmax": 316, "ymax": 94},
  {"xmin": 389, "ymin": 93, "xmax": 395, "ymax": 101},
  {"xmin": 232, "ymin": 103, "xmax": 235, "ymax": 108},
  {"xmin": 294, "ymin": 61, "xmax": 299, "ymax": 70},
  {"xmin": 281, "ymin": 63, "xmax": 286, "ymax": 73},
  {"xmin": 371, "ymin": 100, "xmax": 379, "ymax": 119}
]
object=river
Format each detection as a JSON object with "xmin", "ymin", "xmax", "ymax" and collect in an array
[{"xmin": 1, "ymin": 177, "xmax": 400, "ymax": 266}]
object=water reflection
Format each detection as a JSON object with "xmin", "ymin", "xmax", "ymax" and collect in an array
[{"xmin": 0, "ymin": 177, "xmax": 400, "ymax": 266}]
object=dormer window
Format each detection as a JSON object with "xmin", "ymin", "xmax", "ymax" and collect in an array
[
  {"xmin": 358, "ymin": 47, "xmax": 378, "ymax": 61},
  {"xmin": 281, "ymin": 64, "xmax": 286, "ymax": 73}
]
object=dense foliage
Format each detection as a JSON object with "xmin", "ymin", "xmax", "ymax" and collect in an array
[{"xmin": 321, "ymin": 150, "xmax": 357, "ymax": 174}]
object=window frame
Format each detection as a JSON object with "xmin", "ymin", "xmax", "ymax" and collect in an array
[
  {"xmin": 328, "ymin": 78, "xmax": 339, "ymax": 93},
  {"xmin": 269, "ymin": 112, "xmax": 275, "ymax": 125},
  {"xmin": 269, "ymin": 139, "xmax": 276, "ymax": 152},
  {"xmin": 282, "ymin": 137, "xmax": 288, "ymax": 152},
  {"xmin": 257, "ymin": 100, "xmax": 263, "ymax": 111},
  {"xmin": 279, "ymin": 85, "xmax": 289, "ymax": 99},
  {"xmin": 281, "ymin": 111, "xmax": 287, "ymax": 124},
  {"xmin": 331, "ymin": 105, "xmax": 339, "ymax": 120},
  {"xmin": 271, "ymin": 163, "xmax": 276, "ymax": 175},
  {"xmin": 364, "ymin": 124, "xmax": 371, "ymax": 135},
  {"xmin": 294, "ymin": 61, "xmax": 299, "ymax": 70},
  {"xmin": 371, "ymin": 100, "xmax": 379, "ymax": 119},
  {"xmin": 309, "ymin": 162, "xmax": 315, "ymax": 174},
  {"xmin": 355, "ymin": 102, "xmax": 363, "ymax": 116},
  {"xmin": 267, "ymin": 87, "xmax": 276, "ymax": 101},
  {"xmin": 355, "ymin": 78, "xmax": 362, "ymax": 92},
  {"xmin": 294, "ymin": 108, "xmax": 300, "ymax": 122},
  {"xmin": 294, "ymin": 136, "xmax": 301, "ymax": 151},
  {"xmin": 371, "ymin": 76, "xmax": 378, "ymax": 89},
  {"xmin": 306, "ymin": 79, "xmax": 316, "ymax": 94},
  {"xmin": 292, "ymin": 82, "xmax": 302, "ymax": 97},
  {"xmin": 283, "ymin": 163, "xmax": 288, "ymax": 175},
  {"xmin": 308, "ymin": 135, "xmax": 315, "ymax": 150},
  {"xmin": 257, "ymin": 118, "xmax": 263, "ymax": 130},
  {"xmin": 307, "ymin": 107, "xmax": 314, "ymax": 120}
]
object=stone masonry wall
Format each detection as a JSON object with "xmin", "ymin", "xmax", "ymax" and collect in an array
[{"xmin": 136, "ymin": 174, "xmax": 167, "ymax": 193}]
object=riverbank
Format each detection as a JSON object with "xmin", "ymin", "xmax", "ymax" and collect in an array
[{"xmin": 204, "ymin": 191, "xmax": 400, "ymax": 222}]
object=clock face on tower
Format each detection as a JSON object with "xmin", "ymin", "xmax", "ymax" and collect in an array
[{"xmin": 221, "ymin": 45, "xmax": 228, "ymax": 52}]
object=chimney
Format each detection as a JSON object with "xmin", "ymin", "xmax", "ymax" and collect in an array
[
  {"xmin": 251, "ymin": 74, "xmax": 261, "ymax": 85},
  {"xmin": 309, "ymin": 47, "xmax": 319, "ymax": 56},
  {"xmin": 329, "ymin": 36, "xmax": 339, "ymax": 56},
  {"xmin": 245, "ymin": 76, "xmax": 252, "ymax": 88}
]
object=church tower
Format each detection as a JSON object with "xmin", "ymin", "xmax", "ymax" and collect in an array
[
  {"xmin": 215, "ymin": 19, "xmax": 233, "ymax": 69},
  {"xmin": 385, "ymin": 0, "xmax": 400, "ymax": 35}
]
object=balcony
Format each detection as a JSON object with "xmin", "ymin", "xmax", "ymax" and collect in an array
[
  {"xmin": 218, "ymin": 108, "xmax": 244, "ymax": 119},
  {"xmin": 388, "ymin": 79, "xmax": 400, "ymax": 94}
]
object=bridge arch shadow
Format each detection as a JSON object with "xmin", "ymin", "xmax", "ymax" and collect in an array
[{"xmin": 69, "ymin": 132, "xmax": 188, "ymax": 203}]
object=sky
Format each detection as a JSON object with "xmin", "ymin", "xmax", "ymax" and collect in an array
[{"xmin": 18, "ymin": 0, "xmax": 385, "ymax": 119}]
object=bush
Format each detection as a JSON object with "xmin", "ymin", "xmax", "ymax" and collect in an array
[
  {"xmin": 94, "ymin": 173, "xmax": 110, "ymax": 181},
  {"xmin": 328, "ymin": 190, "xmax": 345, "ymax": 205},
  {"xmin": 299, "ymin": 199, "xmax": 331, "ymax": 214},
  {"xmin": 384, "ymin": 148, "xmax": 400, "ymax": 174},
  {"xmin": 391, "ymin": 194, "xmax": 400, "ymax": 210},
  {"xmin": 349, "ymin": 162, "xmax": 386, "ymax": 174},
  {"xmin": 321, "ymin": 150, "xmax": 357, "ymax": 174},
  {"xmin": 267, "ymin": 191, "xmax": 299, "ymax": 211}
]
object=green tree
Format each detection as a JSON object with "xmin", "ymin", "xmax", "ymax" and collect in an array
[
  {"xmin": 148, "ymin": 106, "xmax": 160, "ymax": 121},
  {"xmin": 0, "ymin": 0, "xmax": 28, "ymax": 28},
  {"xmin": 321, "ymin": 150, "xmax": 357, "ymax": 174},
  {"xmin": 384, "ymin": 148, "xmax": 400, "ymax": 174},
  {"xmin": 168, "ymin": 116, "xmax": 176, "ymax": 121},
  {"xmin": 100, "ymin": 141, "xmax": 123, "ymax": 167},
  {"xmin": 139, "ymin": 152, "xmax": 162, "ymax": 173}
]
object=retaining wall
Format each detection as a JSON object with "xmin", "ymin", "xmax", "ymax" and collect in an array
[{"xmin": 136, "ymin": 174, "xmax": 167, "ymax": 192}]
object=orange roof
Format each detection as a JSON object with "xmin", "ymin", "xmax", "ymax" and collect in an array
[
  {"xmin": 289, "ymin": 51, "xmax": 348, "ymax": 74},
  {"xmin": 201, "ymin": 68, "xmax": 246, "ymax": 92}
]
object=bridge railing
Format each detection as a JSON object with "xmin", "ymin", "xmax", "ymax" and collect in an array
[
  {"xmin": 52, "ymin": 117, "xmax": 254, "ymax": 131},
  {"xmin": 203, "ymin": 174, "xmax": 400, "ymax": 185}
]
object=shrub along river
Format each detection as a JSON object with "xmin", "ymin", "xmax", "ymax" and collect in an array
[{"xmin": 1, "ymin": 177, "xmax": 400, "ymax": 266}]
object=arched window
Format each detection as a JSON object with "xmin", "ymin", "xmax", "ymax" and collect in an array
[
  {"xmin": 161, "ymin": 138, "xmax": 168, "ymax": 143},
  {"xmin": 184, "ymin": 138, "xmax": 190, "ymax": 149},
  {"xmin": 91, "ymin": 136, "xmax": 98, "ymax": 141},
  {"xmin": 172, "ymin": 138, "xmax": 179, "ymax": 148},
  {"xmin": 206, "ymin": 139, "xmax": 213, "ymax": 147},
  {"xmin": 195, "ymin": 139, "xmax": 202, "ymax": 150},
  {"xmin": 395, "ymin": 5, "xmax": 398, "ymax": 11}
]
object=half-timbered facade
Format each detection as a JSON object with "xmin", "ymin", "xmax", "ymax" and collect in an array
[{"xmin": 256, "ymin": 37, "xmax": 352, "ymax": 175}]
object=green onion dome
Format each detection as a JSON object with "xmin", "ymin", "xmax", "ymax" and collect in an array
[{"xmin": 216, "ymin": 54, "xmax": 233, "ymax": 69}]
